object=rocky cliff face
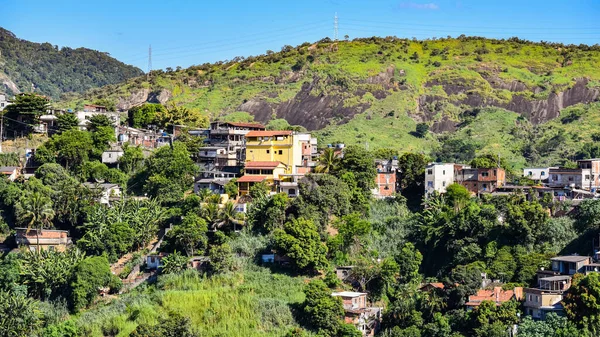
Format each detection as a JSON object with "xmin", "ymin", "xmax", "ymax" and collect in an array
[{"xmin": 116, "ymin": 89, "xmax": 172, "ymax": 111}]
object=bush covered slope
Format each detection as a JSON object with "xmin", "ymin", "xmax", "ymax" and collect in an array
[
  {"xmin": 62, "ymin": 36, "xmax": 600, "ymax": 169},
  {"xmin": 0, "ymin": 28, "xmax": 143, "ymax": 99}
]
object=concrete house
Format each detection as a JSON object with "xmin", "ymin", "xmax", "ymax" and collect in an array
[
  {"xmin": 15, "ymin": 228, "xmax": 72, "ymax": 252},
  {"xmin": 331, "ymin": 291, "xmax": 381, "ymax": 336},
  {"xmin": 102, "ymin": 147, "xmax": 124, "ymax": 165},
  {"xmin": 456, "ymin": 167, "xmax": 506, "ymax": 194},
  {"xmin": 523, "ymin": 167, "xmax": 554, "ymax": 182},
  {"xmin": 83, "ymin": 183, "xmax": 122, "ymax": 205},
  {"xmin": 424, "ymin": 163, "xmax": 455, "ymax": 197}
]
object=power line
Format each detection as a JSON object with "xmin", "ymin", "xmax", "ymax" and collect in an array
[
  {"xmin": 343, "ymin": 18, "xmax": 600, "ymax": 31},
  {"xmin": 119, "ymin": 21, "xmax": 329, "ymax": 62}
]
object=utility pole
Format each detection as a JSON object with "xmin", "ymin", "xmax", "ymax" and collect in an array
[
  {"xmin": 334, "ymin": 12, "xmax": 339, "ymax": 41},
  {"xmin": 147, "ymin": 44, "xmax": 152, "ymax": 81}
]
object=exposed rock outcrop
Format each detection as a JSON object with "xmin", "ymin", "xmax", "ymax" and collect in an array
[
  {"xmin": 238, "ymin": 78, "xmax": 370, "ymax": 131},
  {"xmin": 116, "ymin": 89, "xmax": 172, "ymax": 111},
  {"xmin": 420, "ymin": 77, "xmax": 599, "ymax": 128}
]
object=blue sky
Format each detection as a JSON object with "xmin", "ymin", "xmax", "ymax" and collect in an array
[{"xmin": 2, "ymin": 0, "xmax": 599, "ymax": 71}]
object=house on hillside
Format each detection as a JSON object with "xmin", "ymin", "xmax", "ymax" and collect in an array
[
  {"xmin": 523, "ymin": 167, "xmax": 554, "ymax": 182},
  {"xmin": 331, "ymin": 291, "xmax": 382, "ymax": 336},
  {"xmin": 424, "ymin": 163, "xmax": 455, "ymax": 197},
  {"xmin": 465, "ymin": 286, "xmax": 523, "ymax": 310},
  {"xmin": 83, "ymin": 182, "xmax": 122, "ymax": 205},
  {"xmin": 373, "ymin": 159, "xmax": 398, "ymax": 198},
  {"xmin": 15, "ymin": 228, "xmax": 72, "ymax": 252},
  {"xmin": 0, "ymin": 166, "xmax": 19, "ymax": 181},
  {"xmin": 0, "ymin": 94, "xmax": 10, "ymax": 111},
  {"xmin": 456, "ymin": 167, "xmax": 506, "ymax": 194},
  {"xmin": 102, "ymin": 146, "xmax": 124, "ymax": 165}
]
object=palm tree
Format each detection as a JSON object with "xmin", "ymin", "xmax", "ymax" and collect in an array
[
  {"xmin": 315, "ymin": 148, "xmax": 339, "ymax": 173},
  {"xmin": 18, "ymin": 192, "xmax": 55, "ymax": 253},
  {"xmin": 218, "ymin": 201, "xmax": 244, "ymax": 231},
  {"xmin": 198, "ymin": 188, "xmax": 212, "ymax": 202}
]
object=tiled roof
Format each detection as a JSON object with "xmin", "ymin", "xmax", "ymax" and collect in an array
[
  {"xmin": 466, "ymin": 287, "xmax": 522, "ymax": 306},
  {"xmin": 0, "ymin": 166, "xmax": 18, "ymax": 173},
  {"xmin": 246, "ymin": 130, "xmax": 293, "ymax": 137},
  {"xmin": 15, "ymin": 228, "xmax": 69, "ymax": 239},
  {"xmin": 421, "ymin": 282, "xmax": 445, "ymax": 290},
  {"xmin": 245, "ymin": 161, "xmax": 282, "ymax": 169},
  {"xmin": 551, "ymin": 255, "xmax": 590, "ymax": 263},
  {"xmin": 237, "ymin": 175, "xmax": 268, "ymax": 183}
]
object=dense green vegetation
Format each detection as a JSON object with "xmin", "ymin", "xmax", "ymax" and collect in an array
[{"xmin": 0, "ymin": 28, "xmax": 143, "ymax": 99}]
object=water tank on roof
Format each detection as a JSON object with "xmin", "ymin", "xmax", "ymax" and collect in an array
[
  {"xmin": 67, "ymin": 109, "xmax": 73, "ymax": 113},
  {"xmin": 336, "ymin": 144, "xmax": 345, "ymax": 149}
]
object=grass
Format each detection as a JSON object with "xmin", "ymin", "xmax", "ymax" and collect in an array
[{"xmin": 61, "ymin": 264, "xmax": 308, "ymax": 337}]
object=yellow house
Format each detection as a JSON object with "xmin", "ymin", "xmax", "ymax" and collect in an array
[
  {"xmin": 245, "ymin": 131, "xmax": 303, "ymax": 173},
  {"xmin": 237, "ymin": 161, "xmax": 288, "ymax": 196}
]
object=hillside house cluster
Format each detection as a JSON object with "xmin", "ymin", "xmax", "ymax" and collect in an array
[
  {"xmin": 426, "ymin": 158, "xmax": 600, "ymax": 201},
  {"xmin": 425, "ymin": 163, "xmax": 506, "ymax": 197},
  {"xmin": 182, "ymin": 121, "xmax": 319, "ymax": 198}
]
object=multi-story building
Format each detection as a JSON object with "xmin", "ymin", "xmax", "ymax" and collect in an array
[
  {"xmin": 424, "ymin": 163, "xmax": 456, "ymax": 196},
  {"xmin": 524, "ymin": 255, "xmax": 595, "ymax": 320},
  {"xmin": 374, "ymin": 159, "xmax": 398, "ymax": 198},
  {"xmin": 331, "ymin": 291, "xmax": 382, "ymax": 336},
  {"xmin": 548, "ymin": 168, "xmax": 592, "ymax": 190},
  {"xmin": 456, "ymin": 167, "xmax": 506, "ymax": 194},
  {"xmin": 193, "ymin": 121, "xmax": 266, "ymax": 172},
  {"xmin": 238, "ymin": 130, "xmax": 316, "ymax": 196}
]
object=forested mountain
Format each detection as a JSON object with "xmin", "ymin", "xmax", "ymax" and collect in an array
[
  {"xmin": 0, "ymin": 27, "xmax": 143, "ymax": 99},
  {"xmin": 62, "ymin": 36, "xmax": 600, "ymax": 170}
]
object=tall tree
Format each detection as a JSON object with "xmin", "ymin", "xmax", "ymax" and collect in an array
[
  {"xmin": 56, "ymin": 113, "xmax": 79, "ymax": 134},
  {"xmin": 315, "ymin": 148, "xmax": 339, "ymax": 174},
  {"xmin": 3, "ymin": 93, "xmax": 49, "ymax": 133},
  {"xmin": 273, "ymin": 218, "xmax": 328, "ymax": 273},
  {"xmin": 15, "ymin": 192, "xmax": 55, "ymax": 252}
]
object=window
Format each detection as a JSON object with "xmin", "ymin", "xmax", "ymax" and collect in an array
[
  {"xmin": 568, "ymin": 176, "xmax": 574, "ymax": 181},
  {"xmin": 384, "ymin": 185, "xmax": 389, "ymax": 190},
  {"xmin": 443, "ymin": 170, "xmax": 446, "ymax": 175},
  {"xmin": 529, "ymin": 295, "xmax": 532, "ymax": 302},
  {"xmin": 483, "ymin": 183, "xmax": 488, "ymax": 190},
  {"xmin": 427, "ymin": 169, "xmax": 433, "ymax": 175},
  {"xmin": 278, "ymin": 150, "xmax": 283, "ymax": 155},
  {"xmin": 586, "ymin": 175, "xmax": 591, "ymax": 180},
  {"xmin": 528, "ymin": 171, "xmax": 533, "ymax": 176},
  {"xmin": 266, "ymin": 150, "xmax": 270, "ymax": 154},
  {"xmin": 481, "ymin": 172, "xmax": 489, "ymax": 177},
  {"xmin": 442, "ymin": 181, "xmax": 446, "ymax": 187},
  {"xmin": 493, "ymin": 170, "xmax": 497, "ymax": 176},
  {"xmin": 541, "ymin": 171, "xmax": 546, "ymax": 176},
  {"xmin": 427, "ymin": 181, "xmax": 433, "ymax": 188},
  {"xmin": 0, "ymin": 103, "xmax": 4, "ymax": 107}
]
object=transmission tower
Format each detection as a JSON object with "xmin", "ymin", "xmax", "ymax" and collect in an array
[
  {"xmin": 334, "ymin": 12, "xmax": 339, "ymax": 41},
  {"xmin": 147, "ymin": 45, "xmax": 152, "ymax": 80}
]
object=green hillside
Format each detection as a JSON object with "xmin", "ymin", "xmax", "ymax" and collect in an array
[
  {"xmin": 0, "ymin": 27, "xmax": 143, "ymax": 99},
  {"xmin": 61, "ymin": 36, "xmax": 600, "ymax": 170}
]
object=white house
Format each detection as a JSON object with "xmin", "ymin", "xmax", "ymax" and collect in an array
[
  {"xmin": 83, "ymin": 183, "xmax": 122, "ymax": 205},
  {"xmin": 0, "ymin": 95, "xmax": 10, "ymax": 111},
  {"xmin": 523, "ymin": 167, "xmax": 554, "ymax": 181},
  {"xmin": 102, "ymin": 147, "xmax": 124, "ymax": 165},
  {"xmin": 0, "ymin": 166, "xmax": 19, "ymax": 181},
  {"xmin": 425, "ymin": 163, "xmax": 456, "ymax": 197}
]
